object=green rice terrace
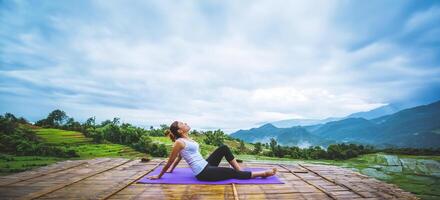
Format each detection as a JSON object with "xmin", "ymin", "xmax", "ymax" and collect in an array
[
  {"xmin": 0, "ymin": 128, "xmax": 146, "ymax": 176},
  {"xmin": 33, "ymin": 128, "xmax": 145, "ymax": 158}
]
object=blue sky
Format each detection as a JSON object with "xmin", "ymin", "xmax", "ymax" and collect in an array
[{"xmin": 1, "ymin": 0, "xmax": 440, "ymax": 133}]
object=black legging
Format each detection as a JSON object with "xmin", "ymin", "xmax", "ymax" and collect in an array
[{"xmin": 195, "ymin": 145, "xmax": 252, "ymax": 181}]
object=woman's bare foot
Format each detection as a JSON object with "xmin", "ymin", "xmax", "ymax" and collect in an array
[
  {"xmin": 251, "ymin": 168, "xmax": 278, "ymax": 178},
  {"xmin": 262, "ymin": 168, "xmax": 277, "ymax": 178}
]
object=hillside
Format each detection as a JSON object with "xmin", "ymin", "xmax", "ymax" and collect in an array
[
  {"xmin": 231, "ymin": 123, "xmax": 280, "ymax": 143},
  {"xmin": 33, "ymin": 128, "xmax": 146, "ymax": 158},
  {"xmin": 311, "ymin": 118, "xmax": 380, "ymax": 143},
  {"xmin": 317, "ymin": 100, "xmax": 440, "ymax": 147},
  {"xmin": 263, "ymin": 117, "xmax": 341, "ymax": 128},
  {"xmin": 0, "ymin": 127, "xmax": 147, "ymax": 175},
  {"xmin": 345, "ymin": 103, "xmax": 405, "ymax": 119},
  {"xmin": 231, "ymin": 124, "xmax": 331, "ymax": 147},
  {"xmin": 231, "ymin": 100, "xmax": 440, "ymax": 148}
]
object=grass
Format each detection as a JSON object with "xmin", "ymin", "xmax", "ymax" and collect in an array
[
  {"xmin": 0, "ymin": 128, "xmax": 147, "ymax": 175},
  {"xmin": 0, "ymin": 143, "xmax": 145, "ymax": 176},
  {"xmin": 388, "ymin": 173, "xmax": 440, "ymax": 200},
  {"xmin": 392, "ymin": 154, "xmax": 440, "ymax": 161},
  {"xmin": 73, "ymin": 143, "xmax": 146, "ymax": 158},
  {"xmin": 237, "ymin": 153, "xmax": 440, "ymax": 200},
  {"xmin": 34, "ymin": 128, "xmax": 146, "ymax": 158},
  {"xmin": 34, "ymin": 128, "xmax": 93, "ymax": 145},
  {"xmin": 0, "ymin": 154, "xmax": 64, "ymax": 176},
  {"xmin": 150, "ymin": 136, "xmax": 174, "ymax": 145}
]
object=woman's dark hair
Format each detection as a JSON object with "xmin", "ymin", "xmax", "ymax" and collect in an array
[{"xmin": 165, "ymin": 121, "xmax": 181, "ymax": 142}]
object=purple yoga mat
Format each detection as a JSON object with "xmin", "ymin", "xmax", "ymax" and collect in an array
[{"xmin": 137, "ymin": 167, "xmax": 284, "ymax": 185}]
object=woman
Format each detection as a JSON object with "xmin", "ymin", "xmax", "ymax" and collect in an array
[{"xmin": 147, "ymin": 121, "xmax": 277, "ymax": 181}]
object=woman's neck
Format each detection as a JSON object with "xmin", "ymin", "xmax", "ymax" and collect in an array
[{"xmin": 180, "ymin": 133, "xmax": 192, "ymax": 140}]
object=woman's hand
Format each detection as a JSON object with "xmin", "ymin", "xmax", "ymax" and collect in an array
[{"xmin": 147, "ymin": 175, "xmax": 161, "ymax": 180}]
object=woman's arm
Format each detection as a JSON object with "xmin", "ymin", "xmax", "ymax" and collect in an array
[
  {"xmin": 167, "ymin": 154, "xmax": 182, "ymax": 173},
  {"xmin": 147, "ymin": 140, "xmax": 184, "ymax": 179}
]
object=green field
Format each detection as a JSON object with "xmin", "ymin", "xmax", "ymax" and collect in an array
[
  {"xmin": 0, "ymin": 154, "xmax": 64, "ymax": 176},
  {"xmin": 34, "ymin": 128, "xmax": 146, "ymax": 158},
  {"xmin": 34, "ymin": 128, "xmax": 93, "ymax": 145},
  {"xmin": 236, "ymin": 153, "xmax": 440, "ymax": 200},
  {"xmin": 0, "ymin": 128, "xmax": 147, "ymax": 175},
  {"xmin": 325, "ymin": 154, "xmax": 440, "ymax": 200}
]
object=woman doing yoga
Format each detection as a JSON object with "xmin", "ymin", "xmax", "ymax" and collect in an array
[{"xmin": 147, "ymin": 121, "xmax": 277, "ymax": 181}]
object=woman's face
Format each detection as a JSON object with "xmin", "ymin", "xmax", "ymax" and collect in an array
[{"xmin": 178, "ymin": 121, "xmax": 191, "ymax": 134}]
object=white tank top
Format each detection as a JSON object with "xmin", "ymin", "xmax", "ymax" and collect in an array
[{"xmin": 177, "ymin": 138, "xmax": 208, "ymax": 175}]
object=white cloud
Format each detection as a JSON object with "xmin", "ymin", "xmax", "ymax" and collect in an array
[
  {"xmin": 404, "ymin": 6, "xmax": 440, "ymax": 32},
  {"xmin": 1, "ymin": 0, "xmax": 440, "ymax": 134}
]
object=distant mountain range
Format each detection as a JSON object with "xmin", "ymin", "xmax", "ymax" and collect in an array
[
  {"xmin": 263, "ymin": 102, "xmax": 416, "ymax": 128},
  {"xmin": 259, "ymin": 117, "xmax": 341, "ymax": 128},
  {"xmin": 231, "ymin": 100, "xmax": 440, "ymax": 148}
]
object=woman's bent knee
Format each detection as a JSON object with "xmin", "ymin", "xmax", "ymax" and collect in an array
[{"xmin": 220, "ymin": 144, "xmax": 230, "ymax": 150}]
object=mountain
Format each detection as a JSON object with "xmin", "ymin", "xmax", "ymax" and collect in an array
[
  {"xmin": 263, "ymin": 101, "xmax": 414, "ymax": 129},
  {"xmin": 345, "ymin": 102, "xmax": 415, "ymax": 120},
  {"xmin": 263, "ymin": 117, "xmax": 341, "ymax": 128},
  {"xmin": 276, "ymin": 126, "xmax": 333, "ymax": 148},
  {"xmin": 230, "ymin": 123, "xmax": 330, "ymax": 147},
  {"xmin": 230, "ymin": 100, "xmax": 440, "ymax": 148},
  {"xmin": 369, "ymin": 100, "xmax": 440, "ymax": 147},
  {"xmin": 230, "ymin": 123, "xmax": 278, "ymax": 143},
  {"xmin": 314, "ymin": 100, "xmax": 440, "ymax": 147},
  {"xmin": 310, "ymin": 118, "xmax": 381, "ymax": 143}
]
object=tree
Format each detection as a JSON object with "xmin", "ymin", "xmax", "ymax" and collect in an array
[
  {"xmin": 252, "ymin": 142, "xmax": 262, "ymax": 155},
  {"xmin": 64, "ymin": 117, "xmax": 75, "ymax": 129},
  {"xmin": 190, "ymin": 130, "xmax": 200, "ymax": 136},
  {"xmin": 47, "ymin": 109, "xmax": 68, "ymax": 126},
  {"xmin": 149, "ymin": 143, "xmax": 168, "ymax": 157},
  {"xmin": 327, "ymin": 144, "xmax": 343, "ymax": 159},
  {"xmin": 112, "ymin": 117, "xmax": 120, "ymax": 125},
  {"xmin": 148, "ymin": 128, "xmax": 165, "ymax": 137},
  {"xmin": 0, "ymin": 114, "xmax": 18, "ymax": 134},
  {"xmin": 160, "ymin": 124, "xmax": 169, "ymax": 130},
  {"xmin": 288, "ymin": 146, "xmax": 301, "ymax": 159},
  {"xmin": 4, "ymin": 113, "xmax": 17, "ymax": 121},
  {"xmin": 239, "ymin": 140, "xmax": 247, "ymax": 153},
  {"xmin": 84, "ymin": 117, "xmax": 96, "ymax": 128},
  {"xmin": 274, "ymin": 145, "xmax": 286, "ymax": 157},
  {"xmin": 100, "ymin": 119, "xmax": 113, "ymax": 126},
  {"xmin": 203, "ymin": 129, "xmax": 225, "ymax": 146},
  {"xmin": 89, "ymin": 129, "xmax": 104, "ymax": 143},
  {"xmin": 35, "ymin": 109, "xmax": 68, "ymax": 127},
  {"xmin": 309, "ymin": 146, "xmax": 327, "ymax": 159},
  {"xmin": 137, "ymin": 135, "xmax": 153, "ymax": 152},
  {"xmin": 269, "ymin": 138, "xmax": 277, "ymax": 156}
]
